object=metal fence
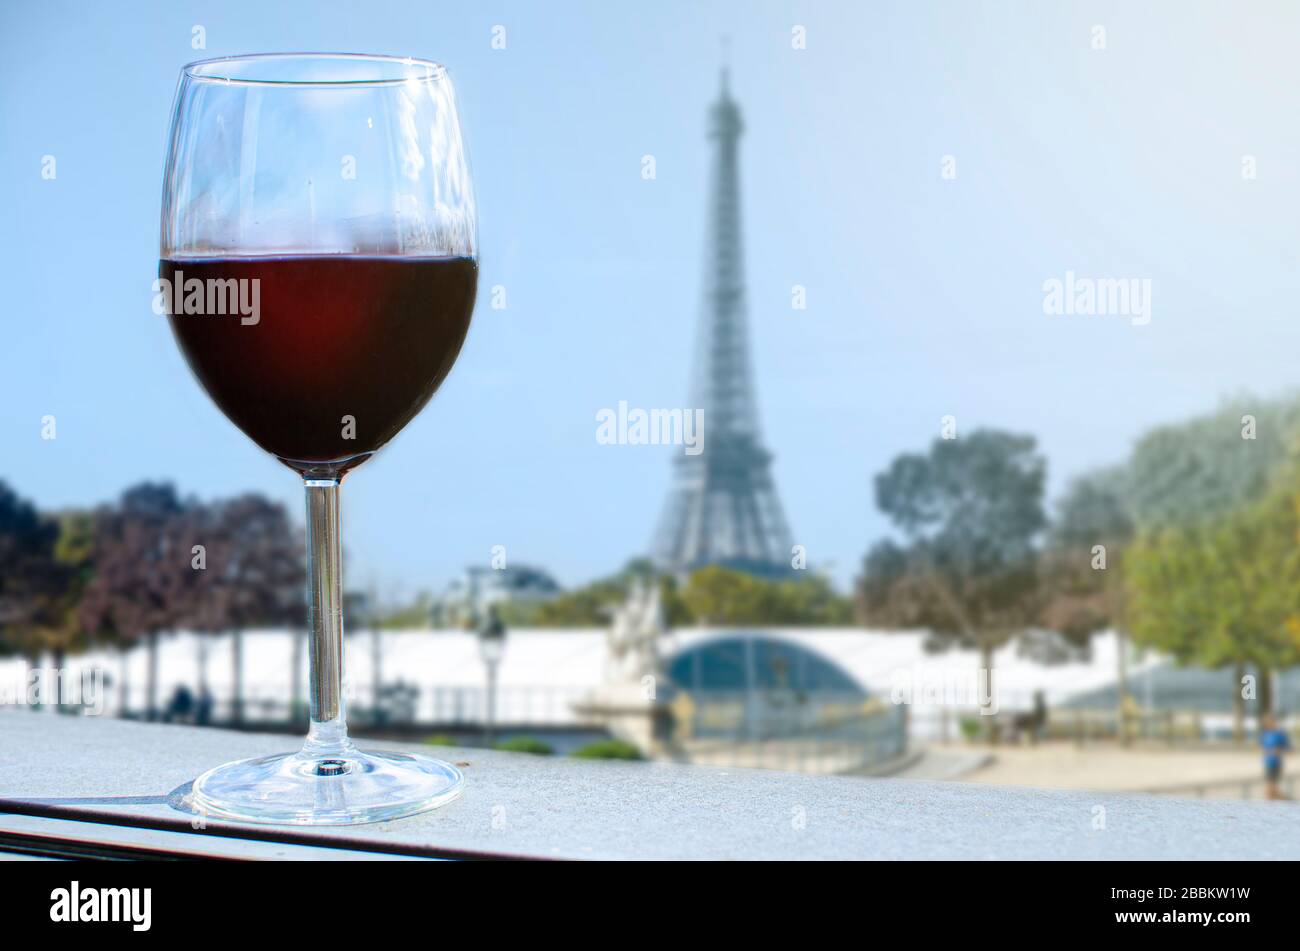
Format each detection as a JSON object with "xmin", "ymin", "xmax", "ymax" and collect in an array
[
  {"xmin": 908, "ymin": 703, "xmax": 1300, "ymax": 748},
  {"xmin": 673, "ymin": 690, "xmax": 908, "ymax": 774},
  {"xmin": 1142, "ymin": 774, "xmax": 1299, "ymax": 800},
  {"xmin": 103, "ymin": 682, "xmax": 600, "ymax": 729}
]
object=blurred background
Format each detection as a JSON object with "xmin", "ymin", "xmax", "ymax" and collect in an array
[{"xmin": 4, "ymin": 0, "xmax": 1300, "ymax": 800}]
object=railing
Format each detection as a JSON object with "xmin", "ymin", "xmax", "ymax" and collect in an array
[
  {"xmin": 1142, "ymin": 774, "xmax": 1298, "ymax": 800},
  {"xmin": 22, "ymin": 682, "xmax": 909, "ymax": 776},
  {"xmin": 909, "ymin": 703, "xmax": 1297, "ymax": 748},
  {"xmin": 1047, "ymin": 708, "xmax": 1300, "ymax": 747},
  {"xmin": 672, "ymin": 690, "xmax": 907, "ymax": 774},
  {"xmin": 96, "ymin": 683, "xmax": 601, "ymax": 730}
]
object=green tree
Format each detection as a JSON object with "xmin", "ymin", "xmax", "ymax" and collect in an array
[
  {"xmin": 531, "ymin": 559, "xmax": 692, "ymax": 627},
  {"xmin": 1122, "ymin": 395, "xmax": 1300, "ymax": 728},
  {"xmin": 1124, "ymin": 523, "xmax": 1227, "ymax": 719},
  {"xmin": 1127, "ymin": 394, "xmax": 1300, "ymax": 531},
  {"xmin": 28, "ymin": 511, "xmax": 97, "ymax": 703},
  {"xmin": 376, "ymin": 591, "xmax": 435, "ymax": 629},
  {"xmin": 205, "ymin": 494, "xmax": 305, "ymax": 724},
  {"xmin": 79, "ymin": 483, "xmax": 195, "ymax": 720},
  {"xmin": 680, "ymin": 566, "xmax": 851, "ymax": 625},
  {"xmin": 1125, "ymin": 485, "xmax": 1300, "ymax": 725},
  {"xmin": 1039, "ymin": 468, "xmax": 1137, "ymax": 737},
  {"xmin": 531, "ymin": 577, "xmax": 628, "ymax": 626},
  {"xmin": 528, "ymin": 560, "xmax": 851, "ymax": 628},
  {"xmin": 1203, "ymin": 488, "xmax": 1300, "ymax": 715},
  {"xmin": 0, "ymin": 482, "xmax": 66, "ymax": 678},
  {"xmin": 857, "ymin": 430, "xmax": 1048, "ymax": 714}
]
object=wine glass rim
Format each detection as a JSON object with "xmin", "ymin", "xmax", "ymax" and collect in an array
[{"xmin": 182, "ymin": 52, "xmax": 447, "ymax": 87}]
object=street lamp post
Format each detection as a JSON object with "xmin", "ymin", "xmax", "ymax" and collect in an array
[{"xmin": 476, "ymin": 605, "xmax": 506, "ymax": 747}]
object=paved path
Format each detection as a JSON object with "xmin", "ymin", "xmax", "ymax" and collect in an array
[{"xmin": 943, "ymin": 741, "xmax": 1273, "ymax": 794}]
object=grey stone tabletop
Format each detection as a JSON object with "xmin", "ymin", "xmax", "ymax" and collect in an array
[{"xmin": 1, "ymin": 711, "xmax": 1296, "ymax": 860}]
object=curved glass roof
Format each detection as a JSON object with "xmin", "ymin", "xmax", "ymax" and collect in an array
[{"xmin": 667, "ymin": 635, "xmax": 864, "ymax": 694}]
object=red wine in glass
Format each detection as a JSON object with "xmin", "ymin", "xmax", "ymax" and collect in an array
[{"xmin": 160, "ymin": 255, "xmax": 477, "ymax": 475}]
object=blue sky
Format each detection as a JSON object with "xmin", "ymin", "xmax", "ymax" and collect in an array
[{"xmin": 3, "ymin": 1, "xmax": 1300, "ymax": 599}]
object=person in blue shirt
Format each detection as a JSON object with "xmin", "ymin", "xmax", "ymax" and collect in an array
[{"xmin": 1259, "ymin": 714, "xmax": 1292, "ymax": 800}]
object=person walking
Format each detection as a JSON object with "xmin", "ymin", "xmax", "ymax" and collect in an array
[{"xmin": 1259, "ymin": 713, "xmax": 1292, "ymax": 800}]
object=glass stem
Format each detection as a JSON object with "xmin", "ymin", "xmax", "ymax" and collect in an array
[{"xmin": 303, "ymin": 478, "xmax": 350, "ymax": 757}]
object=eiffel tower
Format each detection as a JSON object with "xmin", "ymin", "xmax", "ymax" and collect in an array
[{"xmin": 651, "ymin": 70, "xmax": 795, "ymax": 579}]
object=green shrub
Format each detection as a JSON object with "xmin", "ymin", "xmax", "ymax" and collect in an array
[
  {"xmin": 492, "ymin": 736, "xmax": 554, "ymax": 756},
  {"xmin": 571, "ymin": 739, "xmax": 643, "ymax": 761},
  {"xmin": 424, "ymin": 734, "xmax": 459, "ymax": 747},
  {"xmin": 959, "ymin": 717, "xmax": 983, "ymax": 742}
]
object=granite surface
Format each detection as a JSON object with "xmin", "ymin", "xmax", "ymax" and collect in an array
[{"xmin": 1, "ymin": 711, "xmax": 1297, "ymax": 860}]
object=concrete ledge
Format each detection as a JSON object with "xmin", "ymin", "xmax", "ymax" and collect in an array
[{"xmin": 0, "ymin": 711, "xmax": 1296, "ymax": 860}]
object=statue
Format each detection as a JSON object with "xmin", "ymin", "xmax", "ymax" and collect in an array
[
  {"xmin": 605, "ymin": 579, "xmax": 664, "ymax": 687},
  {"xmin": 573, "ymin": 579, "xmax": 676, "ymax": 757}
]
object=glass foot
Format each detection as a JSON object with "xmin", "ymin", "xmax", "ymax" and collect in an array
[{"xmin": 177, "ymin": 743, "xmax": 464, "ymax": 826}]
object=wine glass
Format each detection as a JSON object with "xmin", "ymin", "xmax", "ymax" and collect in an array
[{"xmin": 158, "ymin": 53, "xmax": 477, "ymax": 824}]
